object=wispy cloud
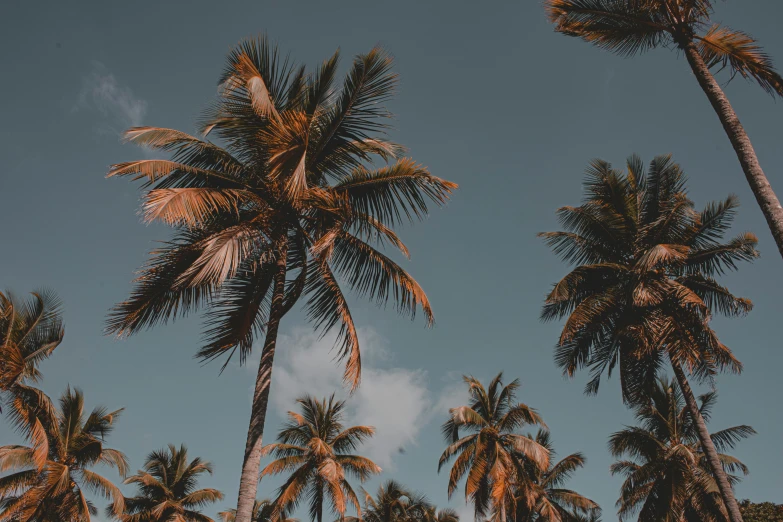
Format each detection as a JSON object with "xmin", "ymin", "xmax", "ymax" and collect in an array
[
  {"xmin": 263, "ymin": 327, "xmax": 456, "ymax": 470},
  {"xmin": 75, "ymin": 61, "xmax": 147, "ymax": 136}
]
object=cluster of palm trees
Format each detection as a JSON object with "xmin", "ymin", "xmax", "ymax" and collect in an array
[
  {"xmin": 0, "ymin": 315, "xmax": 754, "ymax": 522},
  {"xmin": 438, "ymin": 374, "xmax": 599, "ymax": 522},
  {"xmin": 4, "ymin": 1, "xmax": 783, "ymax": 520}
]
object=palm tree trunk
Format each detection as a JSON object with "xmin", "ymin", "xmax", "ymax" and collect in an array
[
  {"xmin": 317, "ymin": 495, "xmax": 323, "ymax": 522},
  {"xmin": 670, "ymin": 357, "xmax": 743, "ymax": 522},
  {"xmin": 234, "ymin": 243, "xmax": 288, "ymax": 522},
  {"xmin": 682, "ymin": 41, "xmax": 783, "ymax": 261}
]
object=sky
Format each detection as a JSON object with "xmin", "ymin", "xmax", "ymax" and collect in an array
[{"xmin": 1, "ymin": 1, "xmax": 783, "ymax": 520}]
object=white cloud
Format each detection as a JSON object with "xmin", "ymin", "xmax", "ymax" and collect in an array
[
  {"xmin": 75, "ymin": 61, "xmax": 147, "ymax": 135},
  {"xmin": 433, "ymin": 371, "xmax": 471, "ymax": 416},
  {"xmin": 266, "ymin": 327, "xmax": 447, "ymax": 470}
]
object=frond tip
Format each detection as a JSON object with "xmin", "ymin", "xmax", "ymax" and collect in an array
[{"xmin": 696, "ymin": 24, "xmax": 783, "ymax": 96}]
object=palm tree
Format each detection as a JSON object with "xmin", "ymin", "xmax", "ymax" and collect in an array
[
  {"xmin": 499, "ymin": 430, "xmax": 600, "ymax": 522},
  {"xmin": 261, "ymin": 395, "xmax": 380, "ymax": 522},
  {"xmin": 0, "ymin": 386, "xmax": 127, "ymax": 522},
  {"xmin": 218, "ymin": 499, "xmax": 297, "ymax": 522},
  {"xmin": 544, "ymin": 0, "xmax": 783, "ymax": 261},
  {"xmin": 438, "ymin": 373, "xmax": 549, "ymax": 522},
  {"xmin": 356, "ymin": 480, "xmax": 432, "ymax": 522},
  {"xmin": 611, "ymin": 377, "xmax": 754, "ymax": 522},
  {"xmin": 540, "ymin": 155, "xmax": 757, "ymax": 522},
  {"xmin": 0, "ymin": 289, "xmax": 64, "ymax": 472},
  {"xmin": 360, "ymin": 480, "xmax": 425, "ymax": 522},
  {"xmin": 424, "ymin": 507, "xmax": 460, "ymax": 522},
  {"xmin": 105, "ymin": 36, "xmax": 456, "ymax": 522},
  {"xmin": 351, "ymin": 480, "xmax": 458, "ymax": 522},
  {"xmin": 110, "ymin": 444, "xmax": 223, "ymax": 522},
  {"xmin": 0, "ymin": 289, "xmax": 63, "ymax": 412}
]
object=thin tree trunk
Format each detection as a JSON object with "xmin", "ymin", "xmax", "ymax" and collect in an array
[
  {"xmin": 234, "ymin": 243, "xmax": 288, "ymax": 522},
  {"xmin": 670, "ymin": 357, "xmax": 744, "ymax": 522},
  {"xmin": 317, "ymin": 494, "xmax": 323, "ymax": 522},
  {"xmin": 682, "ymin": 41, "xmax": 783, "ymax": 260}
]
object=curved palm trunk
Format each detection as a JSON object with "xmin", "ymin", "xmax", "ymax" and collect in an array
[
  {"xmin": 234, "ymin": 244, "xmax": 288, "ymax": 522},
  {"xmin": 670, "ymin": 358, "xmax": 743, "ymax": 522},
  {"xmin": 682, "ymin": 41, "xmax": 783, "ymax": 261}
]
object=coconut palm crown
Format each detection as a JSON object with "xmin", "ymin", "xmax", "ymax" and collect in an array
[
  {"xmin": 356, "ymin": 480, "xmax": 457, "ymax": 522},
  {"xmin": 611, "ymin": 377, "xmax": 754, "ymax": 522},
  {"xmin": 438, "ymin": 373, "xmax": 549, "ymax": 521},
  {"xmin": 499, "ymin": 431, "xmax": 600, "ymax": 522},
  {"xmin": 541, "ymin": 155, "xmax": 757, "ymax": 401},
  {"xmin": 261, "ymin": 395, "xmax": 380, "ymax": 522},
  {"xmin": 0, "ymin": 289, "xmax": 63, "ymax": 412},
  {"xmin": 0, "ymin": 387, "xmax": 127, "ymax": 522},
  {"xmin": 110, "ymin": 444, "xmax": 224, "ymax": 522},
  {"xmin": 219, "ymin": 499, "xmax": 297, "ymax": 522}
]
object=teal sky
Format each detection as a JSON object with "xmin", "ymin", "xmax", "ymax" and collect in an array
[{"xmin": 2, "ymin": 1, "xmax": 783, "ymax": 520}]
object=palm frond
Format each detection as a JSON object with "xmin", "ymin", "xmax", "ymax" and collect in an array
[
  {"xmin": 696, "ymin": 24, "xmax": 783, "ymax": 96},
  {"xmin": 334, "ymin": 159, "xmax": 457, "ymax": 226},
  {"xmin": 304, "ymin": 260, "xmax": 361, "ymax": 389},
  {"xmin": 545, "ymin": 0, "xmax": 670, "ymax": 57}
]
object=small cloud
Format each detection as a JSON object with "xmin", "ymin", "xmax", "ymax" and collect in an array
[
  {"xmin": 75, "ymin": 61, "xmax": 147, "ymax": 136},
  {"xmin": 432, "ymin": 371, "xmax": 471, "ymax": 419}
]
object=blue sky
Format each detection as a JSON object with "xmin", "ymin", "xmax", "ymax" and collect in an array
[{"xmin": 1, "ymin": 1, "xmax": 783, "ymax": 520}]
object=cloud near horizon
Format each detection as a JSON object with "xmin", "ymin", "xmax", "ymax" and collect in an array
[
  {"xmin": 75, "ymin": 61, "xmax": 147, "ymax": 136},
  {"xmin": 262, "ymin": 327, "xmax": 468, "ymax": 470}
]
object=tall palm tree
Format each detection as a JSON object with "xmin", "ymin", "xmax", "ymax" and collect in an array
[
  {"xmin": 0, "ymin": 387, "xmax": 127, "ymax": 522},
  {"xmin": 544, "ymin": 0, "xmax": 783, "ymax": 261},
  {"xmin": 540, "ymin": 155, "xmax": 757, "ymax": 522},
  {"xmin": 218, "ymin": 499, "xmax": 297, "ymax": 522},
  {"xmin": 438, "ymin": 373, "xmax": 549, "ymax": 522},
  {"xmin": 110, "ymin": 444, "xmax": 223, "ymax": 522},
  {"xmin": 105, "ymin": 36, "xmax": 456, "ymax": 522},
  {"xmin": 499, "ymin": 431, "xmax": 599, "ymax": 522},
  {"xmin": 611, "ymin": 377, "xmax": 754, "ymax": 522},
  {"xmin": 261, "ymin": 395, "xmax": 380, "ymax": 522},
  {"xmin": 0, "ymin": 289, "xmax": 63, "ymax": 412}
]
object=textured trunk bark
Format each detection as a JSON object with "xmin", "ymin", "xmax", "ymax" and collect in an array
[
  {"xmin": 670, "ymin": 358, "xmax": 744, "ymax": 522},
  {"xmin": 683, "ymin": 41, "xmax": 783, "ymax": 261},
  {"xmin": 234, "ymin": 243, "xmax": 288, "ymax": 522}
]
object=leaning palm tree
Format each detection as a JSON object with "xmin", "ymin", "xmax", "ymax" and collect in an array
[
  {"xmin": 545, "ymin": 0, "xmax": 783, "ymax": 261},
  {"xmin": 438, "ymin": 373, "xmax": 549, "ymax": 522},
  {"xmin": 105, "ymin": 36, "xmax": 456, "ymax": 522},
  {"xmin": 0, "ymin": 387, "xmax": 127, "ymax": 522},
  {"xmin": 540, "ymin": 155, "xmax": 757, "ymax": 522},
  {"xmin": 0, "ymin": 289, "xmax": 63, "ymax": 411},
  {"xmin": 261, "ymin": 395, "xmax": 380, "ymax": 522},
  {"xmin": 110, "ymin": 444, "xmax": 223, "ymax": 522},
  {"xmin": 500, "ymin": 430, "xmax": 600, "ymax": 522},
  {"xmin": 611, "ymin": 377, "xmax": 754, "ymax": 522},
  {"xmin": 218, "ymin": 499, "xmax": 297, "ymax": 522}
]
